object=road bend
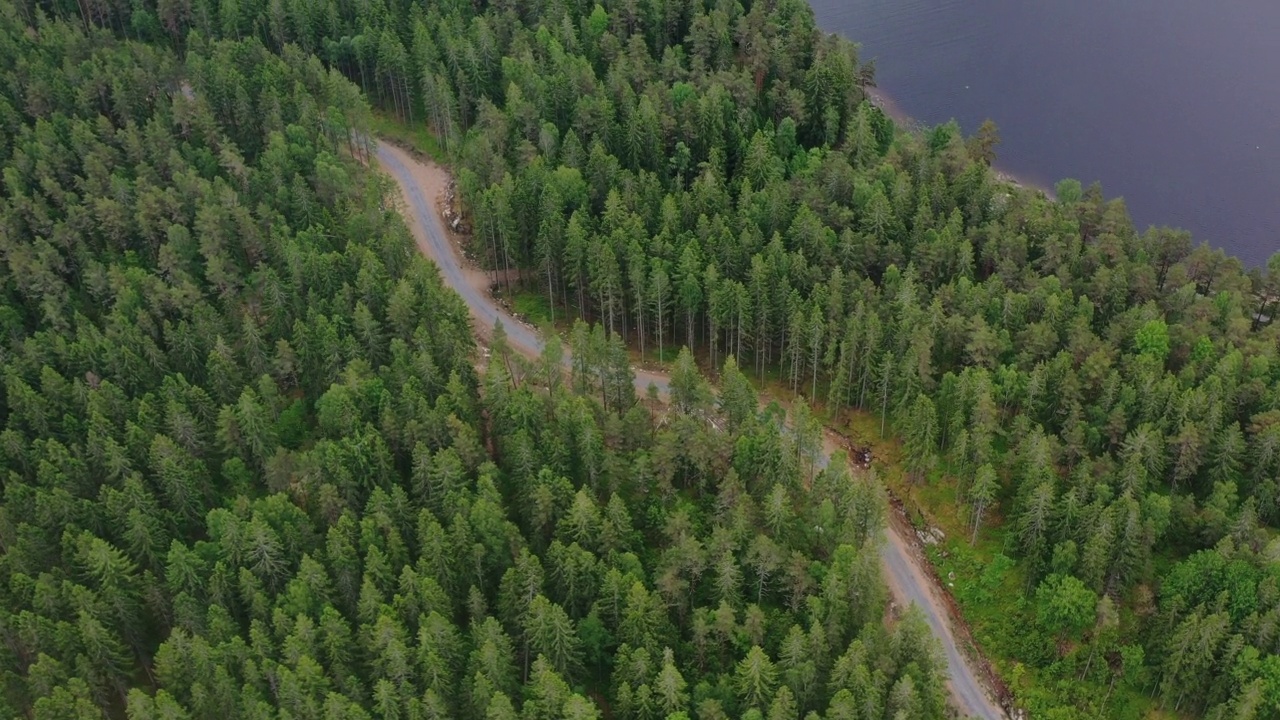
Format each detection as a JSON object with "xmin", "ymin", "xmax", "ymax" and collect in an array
[{"xmin": 375, "ymin": 140, "xmax": 1004, "ymax": 720}]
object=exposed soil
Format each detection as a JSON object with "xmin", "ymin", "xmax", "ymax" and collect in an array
[{"xmin": 377, "ymin": 143, "xmax": 496, "ymax": 332}]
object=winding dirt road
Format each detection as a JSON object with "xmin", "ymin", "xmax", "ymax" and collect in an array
[{"xmin": 375, "ymin": 141, "xmax": 1004, "ymax": 720}]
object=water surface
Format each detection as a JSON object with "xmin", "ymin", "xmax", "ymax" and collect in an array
[{"xmin": 810, "ymin": 0, "xmax": 1280, "ymax": 265}]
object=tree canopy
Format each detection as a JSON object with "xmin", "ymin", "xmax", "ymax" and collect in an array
[
  {"xmin": 0, "ymin": 9, "xmax": 949, "ymax": 720},
  {"xmin": 8, "ymin": 0, "xmax": 1280, "ymax": 716}
]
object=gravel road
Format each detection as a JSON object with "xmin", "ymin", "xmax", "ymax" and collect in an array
[{"xmin": 376, "ymin": 140, "xmax": 1004, "ymax": 720}]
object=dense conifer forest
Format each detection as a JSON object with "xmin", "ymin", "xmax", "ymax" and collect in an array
[
  {"xmin": 5, "ymin": 0, "xmax": 1280, "ymax": 717},
  {"xmin": 0, "ymin": 5, "xmax": 949, "ymax": 720}
]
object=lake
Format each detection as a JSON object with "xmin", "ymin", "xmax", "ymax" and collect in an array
[{"xmin": 808, "ymin": 0, "xmax": 1280, "ymax": 266}]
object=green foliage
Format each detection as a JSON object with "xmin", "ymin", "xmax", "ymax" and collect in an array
[
  {"xmin": 1134, "ymin": 319, "xmax": 1171, "ymax": 360},
  {"xmin": 12, "ymin": 0, "xmax": 1280, "ymax": 715},
  {"xmin": 901, "ymin": 393, "xmax": 939, "ymax": 481},
  {"xmin": 370, "ymin": 110, "xmax": 447, "ymax": 162},
  {"xmin": 0, "ymin": 15, "xmax": 950, "ymax": 720},
  {"xmin": 670, "ymin": 347, "xmax": 712, "ymax": 415},
  {"xmin": 1034, "ymin": 574, "xmax": 1097, "ymax": 639}
]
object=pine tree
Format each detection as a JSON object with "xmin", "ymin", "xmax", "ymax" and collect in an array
[
  {"xmin": 719, "ymin": 356, "xmax": 758, "ymax": 430},
  {"xmin": 654, "ymin": 648, "xmax": 689, "ymax": 716},
  {"xmin": 650, "ymin": 261, "xmax": 672, "ymax": 361},
  {"xmin": 876, "ymin": 351, "xmax": 895, "ymax": 437},
  {"xmin": 524, "ymin": 595, "xmax": 582, "ymax": 681},
  {"xmin": 670, "ymin": 348, "xmax": 710, "ymax": 415},
  {"xmin": 629, "ymin": 241, "xmax": 648, "ymax": 358},
  {"xmin": 735, "ymin": 645, "xmax": 779, "ymax": 712},
  {"xmin": 901, "ymin": 393, "xmax": 938, "ymax": 482},
  {"xmin": 522, "ymin": 656, "xmax": 573, "ymax": 720},
  {"xmin": 968, "ymin": 463, "xmax": 999, "ymax": 544}
]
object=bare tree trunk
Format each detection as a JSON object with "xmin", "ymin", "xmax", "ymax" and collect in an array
[
  {"xmin": 844, "ymin": 348, "xmax": 857, "ymax": 411},
  {"xmin": 486, "ymin": 221, "xmax": 501, "ymax": 287},
  {"xmin": 709, "ymin": 318, "xmax": 717, "ymax": 375},
  {"xmin": 501, "ymin": 235, "xmax": 514, "ymax": 296},
  {"xmin": 657, "ymin": 300, "xmax": 664, "ymax": 362},
  {"xmin": 545, "ymin": 263, "xmax": 556, "ymax": 325},
  {"xmin": 75, "ymin": 0, "xmax": 91, "ymax": 31},
  {"xmin": 858, "ymin": 363, "xmax": 869, "ymax": 409},
  {"xmin": 1081, "ymin": 640, "xmax": 1098, "ymax": 680},
  {"xmin": 811, "ymin": 343, "xmax": 819, "ymax": 401},
  {"xmin": 404, "ymin": 77, "xmax": 414, "ymax": 123},
  {"xmin": 747, "ymin": 330, "xmax": 757, "ymax": 376},
  {"xmin": 736, "ymin": 307, "xmax": 743, "ymax": 366},
  {"xmin": 620, "ymin": 291, "xmax": 628, "ymax": 340}
]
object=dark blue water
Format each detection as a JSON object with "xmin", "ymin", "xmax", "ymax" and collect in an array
[{"xmin": 810, "ymin": 0, "xmax": 1280, "ymax": 266}]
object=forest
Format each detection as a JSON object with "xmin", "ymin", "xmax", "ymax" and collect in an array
[
  {"xmin": 0, "ymin": 5, "xmax": 955, "ymax": 720},
  {"xmin": 297, "ymin": 0, "xmax": 1280, "ymax": 716},
  {"xmin": 5, "ymin": 0, "xmax": 1280, "ymax": 716}
]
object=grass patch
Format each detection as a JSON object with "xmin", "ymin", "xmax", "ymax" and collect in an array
[
  {"xmin": 640, "ymin": 346, "xmax": 682, "ymax": 366},
  {"xmin": 370, "ymin": 110, "xmax": 447, "ymax": 162},
  {"xmin": 510, "ymin": 291, "xmax": 555, "ymax": 327},
  {"xmin": 854, "ymin": 423, "xmax": 1168, "ymax": 720}
]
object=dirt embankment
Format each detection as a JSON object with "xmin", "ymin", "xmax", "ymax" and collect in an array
[
  {"xmin": 883, "ymin": 487, "xmax": 1015, "ymax": 715},
  {"xmin": 377, "ymin": 141, "xmax": 495, "ymax": 322}
]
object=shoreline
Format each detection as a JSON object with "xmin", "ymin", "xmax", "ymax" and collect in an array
[{"xmin": 866, "ymin": 86, "xmax": 1058, "ymax": 200}]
